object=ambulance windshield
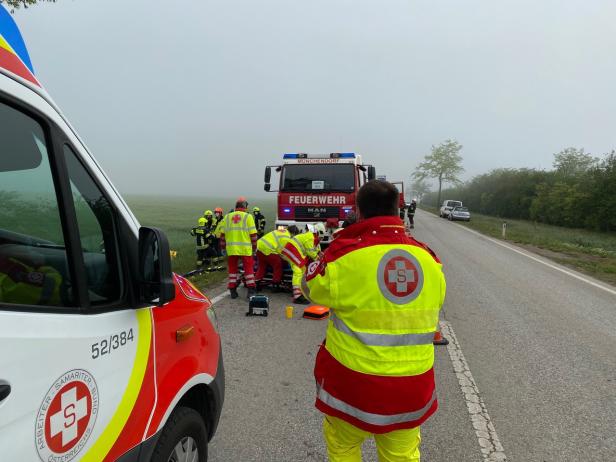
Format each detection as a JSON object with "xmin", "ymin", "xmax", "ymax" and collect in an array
[{"xmin": 281, "ymin": 164, "xmax": 355, "ymax": 192}]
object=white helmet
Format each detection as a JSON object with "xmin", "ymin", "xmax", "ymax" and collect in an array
[{"xmin": 314, "ymin": 222, "xmax": 326, "ymax": 236}]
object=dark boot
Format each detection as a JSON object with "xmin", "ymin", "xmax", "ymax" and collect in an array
[
  {"xmin": 293, "ymin": 295, "xmax": 310, "ymax": 305},
  {"xmin": 247, "ymin": 287, "xmax": 257, "ymax": 299},
  {"xmin": 229, "ymin": 288, "xmax": 239, "ymax": 299},
  {"xmin": 270, "ymin": 284, "xmax": 283, "ymax": 293}
]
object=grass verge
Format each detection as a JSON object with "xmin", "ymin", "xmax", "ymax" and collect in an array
[
  {"xmin": 420, "ymin": 206, "xmax": 616, "ymax": 286},
  {"xmin": 127, "ymin": 195, "xmax": 276, "ymax": 290}
]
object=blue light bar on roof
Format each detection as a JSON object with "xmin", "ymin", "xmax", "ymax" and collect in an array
[
  {"xmin": 283, "ymin": 153, "xmax": 308, "ymax": 159},
  {"xmin": 330, "ymin": 152, "xmax": 356, "ymax": 159}
]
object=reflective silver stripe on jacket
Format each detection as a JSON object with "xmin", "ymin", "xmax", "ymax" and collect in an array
[
  {"xmin": 261, "ymin": 238, "xmax": 276, "ymax": 251},
  {"xmin": 225, "ymin": 213, "xmax": 254, "ymax": 232},
  {"xmin": 330, "ymin": 313, "xmax": 435, "ymax": 346},
  {"xmin": 291, "ymin": 236, "xmax": 303, "ymax": 251},
  {"xmin": 317, "ymin": 385, "xmax": 437, "ymax": 426},
  {"xmin": 282, "ymin": 247, "xmax": 302, "ymax": 266},
  {"xmin": 225, "ymin": 242, "xmax": 253, "ymax": 247}
]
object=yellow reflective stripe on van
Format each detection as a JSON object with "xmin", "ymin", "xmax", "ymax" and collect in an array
[
  {"xmin": 81, "ymin": 308, "xmax": 152, "ymax": 461},
  {"xmin": 0, "ymin": 34, "xmax": 15, "ymax": 54}
]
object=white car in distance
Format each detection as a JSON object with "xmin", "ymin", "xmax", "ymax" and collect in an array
[
  {"xmin": 448, "ymin": 206, "xmax": 471, "ymax": 222},
  {"xmin": 439, "ymin": 200, "xmax": 463, "ymax": 218}
]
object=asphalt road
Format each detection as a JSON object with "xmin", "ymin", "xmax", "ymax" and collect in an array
[{"xmin": 208, "ymin": 209, "xmax": 616, "ymax": 461}]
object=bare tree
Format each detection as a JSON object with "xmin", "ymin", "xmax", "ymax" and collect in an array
[{"xmin": 413, "ymin": 139, "xmax": 464, "ymax": 207}]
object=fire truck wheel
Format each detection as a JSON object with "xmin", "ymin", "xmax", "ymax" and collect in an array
[{"xmin": 152, "ymin": 406, "xmax": 208, "ymax": 462}]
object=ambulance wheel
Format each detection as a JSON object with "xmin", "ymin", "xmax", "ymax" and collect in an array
[{"xmin": 152, "ymin": 406, "xmax": 208, "ymax": 462}]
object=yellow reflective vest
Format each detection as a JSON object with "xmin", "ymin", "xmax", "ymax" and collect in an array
[
  {"xmin": 257, "ymin": 229, "xmax": 290, "ymax": 256},
  {"xmin": 221, "ymin": 210, "xmax": 257, "ymax": 256},
  {"xmin": 302, "ymin": 216, "xmax": 446, "ymax": 433},
  {"xmin": 0, "ymin": 257, "xmax": 62, "ymax": 306}
]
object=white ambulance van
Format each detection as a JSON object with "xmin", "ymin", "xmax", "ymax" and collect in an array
[{"xmin": 0, "ymin": 6, "xmax": 223, "ymax": 461}]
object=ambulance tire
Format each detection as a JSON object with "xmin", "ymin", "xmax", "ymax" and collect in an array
[{"xmin": 152, "ymin": 406, "xmax": 208, "ymax": 462}]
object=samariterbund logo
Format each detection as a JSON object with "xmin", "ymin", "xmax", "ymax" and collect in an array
[{"xmin": 35, "ymin": 369, "xmax": 99, "ymax": 462}]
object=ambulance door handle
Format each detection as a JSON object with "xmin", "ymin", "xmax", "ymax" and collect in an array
[{"xmin": 0, "ymin": 384, "xmax": 10, "ymax": 402}]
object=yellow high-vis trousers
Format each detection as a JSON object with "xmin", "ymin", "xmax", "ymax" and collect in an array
[{"xmin": 323, "ymin": 416, "xmax": 421, "ymax": 462}]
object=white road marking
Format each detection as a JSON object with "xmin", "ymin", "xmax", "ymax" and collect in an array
[
  {"xmin": 440, "ymin": 321, "xmax": 507, "ymax": 461},
  {"xmin": 210, "ymin": 291, "xmax": 230, "ymax": 305},
  {"xmin": 452, "ymin": 221, "xmax": 616, "ymax": 297}
]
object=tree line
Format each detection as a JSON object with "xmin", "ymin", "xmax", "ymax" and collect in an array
[{"xmin": 420, "ymin": 148, "xmax": 616, "ymax": 232}]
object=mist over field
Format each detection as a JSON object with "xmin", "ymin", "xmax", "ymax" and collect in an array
[{"xmin": 13, "ymin": 0, "xmax": 616, "ymax": 199}]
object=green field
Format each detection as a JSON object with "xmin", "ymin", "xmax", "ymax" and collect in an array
[
  {"xmin": 126, "ymin": 196, "xmax": 276, "ymax": 289},
  {"xmin": 420, "ymin": 205, "xmax": 616, "ymax": 285}
]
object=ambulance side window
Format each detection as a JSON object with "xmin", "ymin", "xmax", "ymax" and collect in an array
[
  {"xmin": 0, "ymin": 102, "xmax": 73, "ymax": 308},
  {"xmin": 63, "ymin": 145, "xmax": 121, "ymax": 305}
]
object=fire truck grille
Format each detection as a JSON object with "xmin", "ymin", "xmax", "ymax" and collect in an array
[{"xmin": 294, "ymin": 206, "xmax": 340, "ymax": 219}]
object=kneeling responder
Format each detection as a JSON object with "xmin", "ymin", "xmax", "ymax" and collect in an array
[
  {"xmin": 302, "ymin": 180, "xmax": 446, "ymax": 462},
  {"xmin": 254, "ymin": 226, "xmax": 292, "ymax": 291},
  {"xmin": 253, "ymin": 206, "xmax": 267, "ymax": 238},
  {"xmin": 220, "ymin": 197, "xmax": 258, "ymax": 299},
  {"xmin": 282, "ymin": 223, "xmax": 323, "ymax": 305}
]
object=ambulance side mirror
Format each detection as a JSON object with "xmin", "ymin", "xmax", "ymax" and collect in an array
[
  {"xmin": 138, "ymin": 227, "xmax": 175, "ymax": 307},
  {"xmin": 368, "ymin": 166, "xmax": 376, "ymax": 181}
]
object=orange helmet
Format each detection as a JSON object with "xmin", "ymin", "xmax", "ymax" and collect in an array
[{"xmin": 214, "ymin": 207, "xmax": 223, "ymax": 214}]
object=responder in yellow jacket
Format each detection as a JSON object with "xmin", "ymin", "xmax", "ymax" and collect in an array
[
  {"xmin": 282, "ymin": 223, "xmax": 323, "ymax": 304},
  {"xmin": 0, "ymin": 255, "xmax": 62, "ymax": 306},
  {"xmin": 220, "ymin": 197, "xmax": 258, "ymax": 299},
  {"xmin": 302, "ymin": 180, "xmax": 446, "ymax": 462},
  {"xmin": 254, "ymin": 226, "xmax": 296, "ymax": 290}
]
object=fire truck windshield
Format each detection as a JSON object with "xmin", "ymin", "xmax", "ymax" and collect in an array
[{"xmin": 281, "ymin": 164, "xmax": 355, "ymax": 192}]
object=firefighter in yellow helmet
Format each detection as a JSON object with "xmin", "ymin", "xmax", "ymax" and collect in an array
[
  {"xmin": 302, "ymin": 180, "xmax": 446, "ymax": 462},
  {"xmin": 281, "ymin": 223, "xmax": 322, "ymax": 304},
  {"xmin": 190, "ymin": 217, "xmax": 209, "ymax": 266},
  {"xmin": 253, "ymin": 206, "xmax": 267, "ymax": 239}
]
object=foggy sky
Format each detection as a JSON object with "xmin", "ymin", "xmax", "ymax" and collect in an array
[{"xmin": 13, "ymin": 0, "xmax": 616, "ymax": 198}]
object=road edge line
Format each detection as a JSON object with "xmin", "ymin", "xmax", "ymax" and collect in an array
[
  {"xmin": 210, "ymin": 291, "xmax": 230, "ymax": 305},
  {"xmin": 440, "ymin": 320, "xmax": 507, "ymax": 462},
  {"xmin": 451, "ymin": 221, "xmax": 616, "ymax": 297}
]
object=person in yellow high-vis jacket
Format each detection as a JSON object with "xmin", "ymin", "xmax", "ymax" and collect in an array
[
  {"xmin": 282, "ymin": 224, "xmax": 323, "ymax": 304},
  {"xmin": 254, "ymin": 226, "xmax": 295, "ymax": 290},
  {"xmin": 0, "ymin": 256, "xmax": 62, "ymax": 306},
  {"xmin": 302, "ymin": 180, "xmax": 446, "ymax": 462},
  {"xmin": 220, "ymin": 197, "xmax": 258, "ymax": 299}
]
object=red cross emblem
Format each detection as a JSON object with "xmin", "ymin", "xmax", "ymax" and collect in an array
[
  {"xmin": 45, "ymin": 382, "xmax": 92, "ymax": 453},
  {"xmin": 377, "ymin": 250, "xmax": 423, "ymax": 303},
  {"xmin": 232, "ymin": 214, "xmax": 242, "ymax": 224},
  {"xmin": 36, "ymin": 369, "xmax": 99, "ymax": 461}
]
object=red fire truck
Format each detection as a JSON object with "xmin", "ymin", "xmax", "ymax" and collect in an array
[{"xmin": 264, "ymin": 153, "xmax": 376, "ymax": 244}]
